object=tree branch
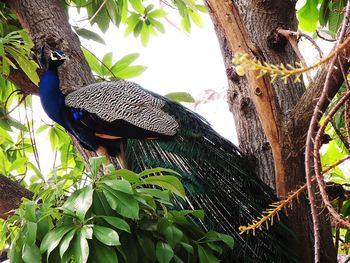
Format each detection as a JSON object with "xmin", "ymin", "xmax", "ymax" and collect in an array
[
  {"xmin": 291, "ymin": 37, "xmax": 350, "ymax": 137},
  {"xmin": 205, "ymin": 0, "xmax": 287, "ymax": 197},
  {"xmin": 7, "ymin": 67, "xmax": 42, "ymax": 95},
  {"xmin": 0, "ymin": 174, "xmax": 33, "ymax": 219}
]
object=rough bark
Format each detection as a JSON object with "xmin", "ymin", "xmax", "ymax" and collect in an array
[
  {"xmin": 0, "ymin": 175, "xmax": 32, "ymax": 219},
  {"xmin": 205, "ymin": 0, "xmax": 338, "ymax": 262},
  {"xmin": 0, "ymin": 0, "xmax": 120, "ymax": 217}
]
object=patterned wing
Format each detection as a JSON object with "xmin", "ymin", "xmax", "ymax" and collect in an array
[{"xmin": 65, "ymin": 80, "xmax": 179, "ymax": 136}]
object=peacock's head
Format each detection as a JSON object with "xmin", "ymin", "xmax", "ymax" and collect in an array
[{"xmin": 48, "ymin": 50, "xmax": 67, "ymax": 69}]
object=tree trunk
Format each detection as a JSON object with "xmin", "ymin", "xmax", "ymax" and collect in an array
[
  {"xmin": 0, "ymin": 175, "xmax": 32, "ymax": 219},
  {"xmin": 205, "ymin": 0, "xmax": 338, "ymax": 262},
  {"xmin": 2, "ymin": 0, "xmax": 348, "ymax": 262}
]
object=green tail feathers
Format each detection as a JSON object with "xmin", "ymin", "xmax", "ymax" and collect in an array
[{"xmin": 125, "ymin": 98, "xmax": 298, "ymax": 262}]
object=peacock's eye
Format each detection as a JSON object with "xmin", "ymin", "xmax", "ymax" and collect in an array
[{"xmin": 50, "ymin": 52, "xmax": 59, "ymax": 61}]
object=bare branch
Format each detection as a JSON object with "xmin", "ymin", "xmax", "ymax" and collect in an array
[{"xmin": 277, "ymin": 28, "xmax": 313, "ymax": 82}]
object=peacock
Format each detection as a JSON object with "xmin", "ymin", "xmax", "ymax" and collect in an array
[{"xmin": 39, "ymin": 49, "xmax": 298, "ymax": 262}]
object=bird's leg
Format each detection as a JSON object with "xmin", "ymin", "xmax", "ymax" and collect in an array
[
  {"xmin": 96, "ymin": 146, "xmax": 111, "ymax": 174},
  {"xmin": 116, "ymin": 141, "xmax": 128, "ymax": 169}
]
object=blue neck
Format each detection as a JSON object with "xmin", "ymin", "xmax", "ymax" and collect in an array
[{"xmin": 39, "ymin": 69, "xmax": 67, "ymax": 127}]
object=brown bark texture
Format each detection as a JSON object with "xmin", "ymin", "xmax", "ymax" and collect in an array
[
  {"xmin": 0, "ymin": 175, "xmax": 32, "ymax": 219},
  {"xmin": 204, "ymin": 0, "xmax": 350, "ymax": 262}
]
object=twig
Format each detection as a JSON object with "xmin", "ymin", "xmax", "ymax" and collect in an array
[
  {"xmin": 88, "ymin": 0, "xmax": 108, "ymax": 23},
  {"xmin": 0, "ymin": 90, "xmax": 25, "ymax": 120},
  {"xmin": 314, "ymin": 91, "xmax": 350, "ymax": 230},
  {"xmin": 240, "ymin": 155, "xmax": 350, "ymax": 234},
  {"xmin": 305, "ymin": 3, "xmax": 350, "ymax": 261},
  {"xmin": 277, "ymin": 28, "xmax": 312, "ymax": 83},
  {"xmin": 159, "ymin": 0, "xmax": 187, "ymax": 34},
  {"xmin": 233, "ymin": 35, "xmax": 350, "ymax": 83},
  {"xmin": 316, "ymin": 30, "xmax": 336, "ymax": 42},
  {"xmin": 298, "ymin": 31, "xmax": 324, "ymax": 58},
  {"xmin": 335, "ymin": 199, "xmax": 343, "ymax": 252}
]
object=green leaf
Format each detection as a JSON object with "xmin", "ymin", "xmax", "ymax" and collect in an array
[
  {"xmin": 189, "ymin": 10, "xmax": 203, "ymax": 27},
  {"xmin": 149, "ymin": 18, "xmax": 165, "ymax": 33},
  {"xmin": 137, "ymin": 233, "xmax": 155, "ymax": 261},
  {"xmin": 141, "ymin": 176, "xmax": 185, "ymax": 199},
  {"xmin": 48, "ymin": 127, "xmax": 59, "ymax": 150},
  {"xmin": 91, "ymin": 240, "xmax": 119, "ymax": 263},
  {"xmin": 138, "ymin": 167, "xmax": 181, "ymax": 177},
  {"xmin": 89, "ymin": 156, "xmax": 106, "ymax": 178},
  {"xmin": 102, "ymin": 185, "xmax": 139, "ymax": 219},
  {"xmin": 181, "ymin": 15, "xmax": 191, "ymax": 32},
  {"xmin": 139, "ymin": 188, "xmax": 171, "ymax": 202},
  {"xmin": 27, "ymin": 162, "xmax": 44, "ymax": 181},
  {"xmin": 102, "ymin": 52, "xmax": 113, "ymax": 75},
  {"xmin": 93, "ymin": 225, "xmax": 120, "ymax": 246},
  {"xmin": 6, "ymin": 46, "xmax": 39, "ymax": 85},
  {"xmin": 329, "ymin": 0, "xmax": 346, "ymax": 34},
  {"xmin": 9, "ymin": 157, "xmax": 27, "ymax": 174},
  {"xmin": 195, "ymin": 4, "xmax": 207, "ymax": 13},
  {"xmin": 62, "ymin": 185, "xmax": 93, "ymax": 221},
  {"xmin": 115, "ymin": 65, "xmax": 147, "ymax": 79},
  {"xmin": 130, "ymin": 0, "xmax": 144, "ymax": 13},
  {"xmin": 36, "ymin": 124, "xmax": 49, "ymax": 134},
  {"xmin": 105, "ymin": 0, "xmax": 120, "ymax": 25},
  {"xmin": 72, "ymin": 231, "xmax": 89, "ymax": 263},
  {"xmin": 134, "ymin": 20, "xmax": 143, "ymax": 36},
  {"xmin": 148, "ymin": 9, "xmax": 167, "ymax": 18},
  {"xmin": 24, "ymin": 222, "xmax": 37, "ymax": 246},
  {"xmin": 156, "ymin": 241, "xmax": 174, "ymax": 263},
  {"xmin": 81, "ymin": 225, "xmax": 93, "ymax": 239},
  {"xmin": 93, "ymin": 8, "xmax": 110, "ymax": 33},
  {"xmin": 125, "ymin": 13, "xmax": 141, "ymax": 36},
  {"xmin": 165, "ymin": 92, "xmax": 195, "ymax": 103},
  {"xmin": 93, "ymin": 191, "xmax": 114, "ymax": 216},
  {"xmin": 40, "ymin": 225, "xmax": 73, "ymax": 260},
  {"xmin": 319, "ymin": 0, "xmax": 330, "ymax": 26},
  {"xmin": 99, "ymin": 216, "xmax": 131, "ymax": 233},
  {"xmin": 204, "ymin": 231, "xmax": 234, "ymax": 249},
  {"xmin": 160, "ymin": 225, "xmax": 183, "ymax": 248},
  {"xmin": 74, "ymin": 27, "xmax": 106, "ymax": 44},
  {"xmin": 102, "ymin": 179, "xmax": 133, "ymax": 194},
  {"xmin": 115, "ymin": 169, "xmax": 140, "ymax": 183},
  {"xmin": 198, "ymin": 245, "xmax": 219, "ymax": 263},
  {"xmin": 9, "ymin": 233, "xmax": 23, "ymax": 263},
  {"xmin": 140, "ymin": 24, "xmax": 150, "ymax": 46},
  {"xmin": 120, "ymin": 0, "xmax": 128, "ymax": 23},
  {"xmin": 82, "ymin": 48, "xmax": 103, "ymax": 75},
  {"xmin": 111, "ymin": 53, "xmax": 139, "ymax": 73},
  {"xmin": 22, "ymin": 244, "xmax": 41, "ymax": 263},
  {"xmin": 7, "ymin": 117, "xmax": 28, "ymax": 131},
  {"xmin": 59, "ymin": 229, "xmax": 76, "ymax": 259},
  {"xmin": 297, "ymin": 0, "xmax": 319, "ymax": 32},
  {"xmin": 180, "ymin": 242, "xmax": 193, "ymax": 254}
]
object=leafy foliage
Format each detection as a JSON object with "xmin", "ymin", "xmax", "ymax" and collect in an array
[
  {"xmin": 82, "ymin": 47, "xmax": 147, "ymax": 80},
  {"xmin": 2, "ymin": 158, "xmax": 233, "ymax": 262},
  {"xmin": 298, "ymin": 0, "xmax": 347, "ymax": 36},
  {"xmin": 0, "ymin": 5, "xmax": 39, "ymax": 86},
  {"xmin": 67, "ymin": 0, "xmax": 207, "ymax": 46}
]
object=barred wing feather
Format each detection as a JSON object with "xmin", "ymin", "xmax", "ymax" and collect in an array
[{"xmin": 65, "ymin": 80, "xmax": 179, "ymax": 136}]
